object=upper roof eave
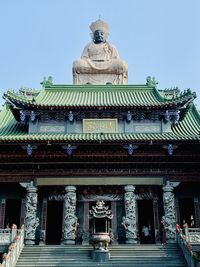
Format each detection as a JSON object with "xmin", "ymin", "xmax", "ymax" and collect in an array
[{"xmin": 3, "ymin": 84, "xmax": 196, "ymax": 111}]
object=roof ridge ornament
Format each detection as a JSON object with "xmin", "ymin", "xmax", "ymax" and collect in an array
[
  {"xmin": 41, "ymin": 76, "xmax": 53, "ymax": 87},
  {"xmin": 146, "ymin": 76, "xmax": 158, "ymax": 88}
]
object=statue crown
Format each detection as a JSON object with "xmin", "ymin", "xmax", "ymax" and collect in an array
[{"xmin": 90, "ymin": 19, "xmax": 109, "ymax": 34}]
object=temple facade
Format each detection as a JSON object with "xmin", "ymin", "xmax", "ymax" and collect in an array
[{"xmin": 0, "ymin": 20, "xmax": 200, "ymax": 247}]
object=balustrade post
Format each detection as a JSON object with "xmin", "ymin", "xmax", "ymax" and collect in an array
[
  {"xmin": 162, "ymin": 181, "xmax": 180, "ymax": 243},
  {"xmin": 123, "ymin": 185, "xmax": 137, "ymax": 244},
  {"xmin": 21, "ymin": 181, "xmax": 39, "ymax": 245},
  {"xmin": 63, "ymin": 185, "xmax": 78, "ymax": 245}
]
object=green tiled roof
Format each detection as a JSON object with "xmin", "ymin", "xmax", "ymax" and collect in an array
[
  {"xmin": 0, "ymin": 104, "xmax": 199, "ymax": 143},
  {"xmin": 4, "ymin": 84, "xmax": 196, "ymax": 109}
]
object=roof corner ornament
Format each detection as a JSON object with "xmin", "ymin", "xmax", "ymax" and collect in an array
[
  {"xmin": 41, "ymin": 76, "xmax": 53, "ymax": 87},
  {"xmin": 163, "ymin": 144, "xmax": 178, "ymax": 156},
  {"xmin": 146, "ymin": 76, "xmax": 158, "ymax": 88},
  {"xmin": 123, "ymin": 144, "xmax": 139, "ymax": 155}
]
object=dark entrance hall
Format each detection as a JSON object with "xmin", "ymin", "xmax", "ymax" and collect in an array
[
  {"xmin": 46, "ymin": 201, "xmax": 63, "ymax": 244},
  {"xmin": 179, "ymin": 198, "xmax": 196, "ymax": 227},
  {"xmin": 4, "ymin": 199, "xmax": 21, "ymax": 228},
  {"xmin": 138, "ymin": 200, "xmax": 155, "ymax": 244}
]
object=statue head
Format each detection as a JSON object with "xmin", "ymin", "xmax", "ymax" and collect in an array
[
  {"xmin": 90, "ymin": 19, "xmax": 109, "ymax": 44},
  {"xmin": 93, "ymin": 30, "xmax": 106, "ymax": 43}
]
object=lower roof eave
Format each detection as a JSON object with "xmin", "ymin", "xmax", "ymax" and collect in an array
[{"xmin": 0, "ymin": 138, "xmax": 199, "ymax": 145}]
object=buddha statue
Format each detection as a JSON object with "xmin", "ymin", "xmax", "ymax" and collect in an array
[{"xmin": 73, "ymin": 19, "xmax": 128, "ymax": 85}]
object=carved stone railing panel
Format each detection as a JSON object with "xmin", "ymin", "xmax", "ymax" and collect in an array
[
  {"xmin": 122, "ymin": 185, "xmax": 137, "ymax": 244},
  {"xmin": 63, "ymin": 186, "xmax": 78, "ymax": 245},
  {"xmin": 185, "ymin": 228, "xmax": 200, "ymax": 243},
  {"xmin": 1, "ymin": 225, "xmax": 24, "ymax": 267},
  {"xmin": 0, "ymin": 229, "xmax": 12, "ymax": 244}
]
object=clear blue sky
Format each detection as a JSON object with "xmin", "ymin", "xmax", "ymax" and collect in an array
[{"xmin": 0, "ymin": 0, "xmax": 200, "ymax": 108}]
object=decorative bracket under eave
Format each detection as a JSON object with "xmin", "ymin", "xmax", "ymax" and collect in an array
[
  {"xmin": 61, "ymin": 144, "xmax": 77, "ymax": 156},
  {"xmin": 21, "ymin": 144, "xmax": 38, "ymax": 156},
  {"xmin": 123, "ymin": 144, "xmax": 139, "ymax": 155},
  {"xmin": 163, "ymin": 144, "xmax": 178, "ymax": 156}
]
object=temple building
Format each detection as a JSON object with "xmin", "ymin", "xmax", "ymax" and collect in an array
[{"xmin": 0, "ymin": 19, "xmax": 200, "ymax": 248}]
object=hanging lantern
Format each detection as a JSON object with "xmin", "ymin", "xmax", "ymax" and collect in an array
[
  {"xmin": 27, "ymin": 144, "xmax": 33, "ymax": 156},
  {"xmin": 167, "ymin": 144, "xmax": 174, "ymax": 156},
  {"xmin": 127, "ymin": 144, "xmax": 134, "ymax": 155},
  {"xmin": 126, "ymin": 111, "xmax": 132, "ymax": 122},
  {"xmin": 164, "ymin": 110, "xmax": 170, "ymax": 123},
  {"xmin": 30, "ymin": 111, "xmax": 36, "ymax": 122},
  {"xmin": 174, "ymin": 111, "xmax": 180, "ymax": 124},
  {"xmin": 163, "ymin": 144, "xmax": 178, "ymax": 156},
  {"xmin": 20, "ymin": 111, "xmax": 26, "ymax": 122},
  {"xmin": 66, "ymin": 144, "xmax": 73, "ymax": 156},
  {"xmin": 68, "ymin": 111, "xmax": 74, "ymax": 122}
]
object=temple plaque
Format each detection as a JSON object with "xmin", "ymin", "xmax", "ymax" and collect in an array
[{"xmin": 83, "ymin": 119, "xmax": 118, "ymax": 133}]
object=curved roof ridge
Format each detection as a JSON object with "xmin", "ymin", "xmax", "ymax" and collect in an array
[{"xmin": 3, "ymin": 84, "xmax": 196, "ymax": 110}]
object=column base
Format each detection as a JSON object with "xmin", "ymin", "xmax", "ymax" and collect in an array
[
  {"xmin": 39, "ymin": 241, "xmax": 45, "ymax": 246},
  {"xmin": 166, "ymin": 239, "xmax": 176, "ymax": 243},
  {"xmin": 63, "ymin": 240, "xmax": 75, "ymax": 245},
  {"xmin": 25, "ymin": 239, "xmax": 35, "ymax": 245},
  {"xmin": 126, "ymin": 238, "xmax": 137, "ymax": 244},
  {"xmin": 82, "ymin": 240, "xmax": 90, "ymax": 245},
  {"xmin": 91, "ymin": 250, "xmax": 110, "ymax": 262}
]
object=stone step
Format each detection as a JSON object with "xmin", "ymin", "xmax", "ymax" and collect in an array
[
  {"xmin": 15, "ymin": 264, "xmax": 186, "ymax": 267},
  {"xmin": 15, "ymin": 244, "xmax": 187, "ymax": 267}
]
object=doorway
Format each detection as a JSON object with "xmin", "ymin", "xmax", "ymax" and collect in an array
[
  {"xmin": 138, "ymin": 200, "xmax": 155, "ymax": 243},
  {"xmin": 4, "ymin": 199, "xmax": 21, "ymax": 228},
  {"xmin": 46, "ymin": 201, "xmax": 63, "ymax": 244},
  {"xmin": 179, "ymin": 198, "xmax": 195, "ymax": 227}
]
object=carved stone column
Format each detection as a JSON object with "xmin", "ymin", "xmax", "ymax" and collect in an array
[
  {"xmin": 123, "ymin": 185, "xmax": 137, "ymax": 244},
  {"xmin": 63, "ymin": 186, "xmax": 78, "ymax": 245},
  {"xmin": 162, "ymin": 181, "xmax": 180, "ymax": 243},
  {"xmin": 23, "ymin": 182, "xmax": 39, "ymax": 245}
]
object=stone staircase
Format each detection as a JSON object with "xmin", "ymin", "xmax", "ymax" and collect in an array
[{"xmin": 15, "ymin": 243, "xmax": 187, "ymax": 267}]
